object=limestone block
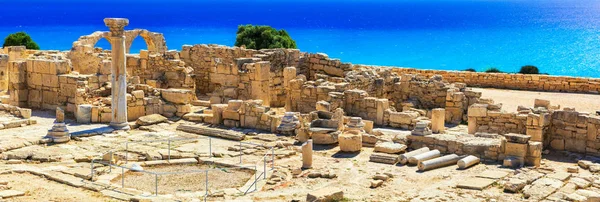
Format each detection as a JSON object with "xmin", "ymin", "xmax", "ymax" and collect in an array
[
  {"xmin": 374, "ymin": 141, "xmax": 407, "ymax": 154},
  {"xmin": 527, "ymin": 127, "xmax": 544, "ymax": 142},
  {"xmin": 222, "ymin": 110, "xmax": 240, "ymax": 120},
  {"xmin": 127, "ymin": 106, "xmax": 145, "ymax": 121},
  {"xmin": 306, "ymin": 188, "xmax": 343, "ymax": 202},
  {"xmin": 527, "ymin": 141, "xmax": 543, "ymax": 158},
  {"xmin": 315, "ymin": 101, "xmax": 330, "ymax": 112},
  {"xmin": 431, "ymin": 108, "xmax": 445, "ymax": 133},
  {"xmin": 131, "ymin": 90, "xmax": 144, "ymax": 99},
  {"xmin": 375, "ymin": 99, "xmax": 389, "ymax": 125},
  {"xmin": 503, "ymin": 156, "xmax": 523, "ymax": 168},
  {"xmin": 18, "ymin": 108, "xmax": 31, "ymax": 119},
  {"xmin": 338, "ymin": 131, "xmax": 362, "ymax": 152},
  {"xmin": 504, "ymin": 133, "xmax": 531, "ymax": 144},
  {"xmin": 525, "ymin": 156, "xmax": 541, "ymax": 167},
  {"xmin": 224, "ymin": 120, "xmax": 240, "ymax": 128},
  {"xmin": 389, "ymin": 111, "xmax": 419, "ymax": 125},
  {"xmin": 363, "ymin": 120, "xmax": 373, "ymax": 134},
  {"xmin": 534, "ymin": 99, "xmax": 550, "ymax": 108},
  {"xmin": 211, "ymin": 104, "xmax": 228, "ymax": 125},
  {"xmin": 227, "ymin": 100, "xmax": 243, "ymax": 111},
  {"xmin": 161, "ymin": 89, "xmax": 193, "ymax": 104},
  {"xmin": 467, "ymin": 118, "xmax": 477, "ymax": 134},
  {"xmin": 312, "ymin": 132, "xmax": 339, "ymax": 145},
  {"xmin": 550, "ymin": 139, "xmax": 565, "ymax": 150},
  {"xmin": 505, "ymin": 142, "xmax": 528, "ymax": 157},
  {"xmin": 176, "ymin": 104, "xmax": 192, "ymax": 114},
  {"xmin": 468, "ymin": 104, "xmax": 488, "ymax": 117},
  {"xmin": 42, "ymin": 74, "xmax": 59, "ymax": 88},
  {"xmin": 75, "ymin": 104, "xmax": 92, "ymax": 124},
  {"xmin": 56, "ymin": 107, "xmax": 65, "ymax": 122}
]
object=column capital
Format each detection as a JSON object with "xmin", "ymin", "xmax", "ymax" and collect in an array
[{"xmin": 104, "ymin": 18, "xmax": 129, "ymax": 37}]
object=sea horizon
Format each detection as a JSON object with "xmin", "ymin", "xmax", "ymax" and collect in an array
[{"xmin": 2, "ymin": 0, "xmax": 600, "ymax": 78}]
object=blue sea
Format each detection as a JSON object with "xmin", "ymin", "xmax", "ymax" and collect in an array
[{"xmin": 2, "ymin": 0, "xmax": 600, "ymax": 77}]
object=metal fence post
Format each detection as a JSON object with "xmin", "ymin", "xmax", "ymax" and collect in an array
[
  {"xmin": 109, "ymin": 151, "xmax": 113, "ymax": 173},
  {"xmin": 263, "ymin": 156, "xmax": 266, "ymax": 180},
  {"xmin": 125, "ymin": 143, "xmax": 129, "ymax": 164},
  {"xmin": 155, "ymin": 174, "xmax": 158, "ymax": 196},
  {"xmin": 205, "ymin": 170, "xmax": 209, "ymax": 198},
  {"xmin": 254, "ymin": 165, "xmax": 257, "ymax": 191},
  {"xmin": 209, "ymin": 137, "xmax": 212, "ymax": 158},
  {"xmin": 90, "ymin": 160, "xmax": 94, "ymax": 180},
  {"xmin": 239, "ymin": 141, "xmax": 242, "ymax": 164},
  {"xmin": 121, "ymin": 167, "xmax": 124, "ymax": 188},
  {"xmin": 168, "ymin": 140, "xmax": 171, "ymax": 161},
  {"xmin": 271, "ymin": 147, "xmax": 274, "ymax": 170}
]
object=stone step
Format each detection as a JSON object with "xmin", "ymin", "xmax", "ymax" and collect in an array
[{"xmin": 176, "ymin": 124, "xmax": 245, "ymax": 141}]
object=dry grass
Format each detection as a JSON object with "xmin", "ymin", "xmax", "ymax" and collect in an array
[{"xmin": 112, "ymin": 164, "xmax": 255, "ymax": 194}]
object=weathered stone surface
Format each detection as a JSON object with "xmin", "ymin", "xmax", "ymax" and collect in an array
[
  {"xmin": 504, "ymin": 178, "xmax": 527, "ymax": 193},
  {"xmin": 477, "ymin": 170, "xmax": 510, "ymax": 179},
  {"xmin": 161, "ymin": 89, "xmax": 193, "ymax": 104},
  {"xmin": 456, "ymin": 177, "xmax": 496, "ymax": 190},
  {"xmin": 136, "ymin": 114, "xmax": 168, "ymax": 126},
  {"xmin": 374, "ymin": 141, "xmax": 406, "ymax": 154},
  {"xmin": 523, "ymin": 178, "xmax": 564, "ymax": 200},
  {"xmin": 306, "ymin": 188, "xmax": 343, "ymax": 202},
  {"xmin": 504, "ymin": 133, "xmax": 531, "ymax": 144},
  {"xmin": 338, "ymin": 132, "xmax": 362, "ymax": 152},
  {"xmin": 176, "ymin": 124, "xmax": 245, "ymax": 141},
  {"xmin": 0, "ymin": 190, "xmax": 25, "ymax": 198},
  {"xmin": 369, "ymin": 153, "xmax": 399, "ymax": 165}
]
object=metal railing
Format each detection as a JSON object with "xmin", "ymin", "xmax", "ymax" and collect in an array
[{"xmin": 89, "ymin": 136, "xmax": 276, "ymax": 199}]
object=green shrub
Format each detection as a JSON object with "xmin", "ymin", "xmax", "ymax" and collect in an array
[
  {"xmin": 464, "ymin": 68, "xmax": 476, "ymax": 72},
  {"xmin": 234, "ymin": 25, "xmax": 297, "ymax": 50},
  {"xmin": 484, "ymin": 67, "xmax": 502, "ymax": 73},
  {"xmin": 3, "ymin": 32, "xmax": 39, "ymax": 49},
  {"xmin": 519, "ymin": 65, "xmax": 539, "ymax": 74}
]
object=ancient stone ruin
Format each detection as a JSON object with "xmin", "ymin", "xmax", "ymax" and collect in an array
[{"xmin": 0, "ymin": 18, "xmax": 598, "ymax": 201}]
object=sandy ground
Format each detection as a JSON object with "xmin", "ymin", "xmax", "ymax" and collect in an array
[
  {"xmin": 0, "ymin": 173, "xmax": 113, "ymax": 202},
  {"xmin": 472, "ymin": 88, "xmax": 600, "ymax": 113},
  {"xmin": 113, "ymin": 164, "xmax": 254, "ymax": 194}
]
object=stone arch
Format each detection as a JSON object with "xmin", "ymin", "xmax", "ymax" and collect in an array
[
  {"xmin": 68, "ymin": 29, "xmax": 167, "ymax": 74},
  {"xmin": 124, "ymin": 29, "xmax": 167, "ymax": 53}
]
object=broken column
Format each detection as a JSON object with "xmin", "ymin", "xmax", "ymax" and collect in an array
[
  {"xmin": 399, "ymin": 147, "xmax": 430, "ymax": 165},
  {"xmin": 302, "ymin": 139, "xmax": 313, "ymax": 169},
  {"xmin": 283, "ymin": 67, "xmax": 297, "ymax": 111},
  {"xmin": 457, "ymin": 155, "xmax": 480, "ymax": 169},
  {"xmin": 418, "ymin": 154, "xmax": 462, "ymax": 171},
  {"xmin": 431, "ymin": 108, "xmax": 445, "ymax": 133},
  {"xmin": 46, "ymin": 107, "xmax": 70, "ymax": 143},
  {"xmin": 104, "ymin": 18, "xmax": 130, "ymax": 130},
  {"xmin": 411, "ymin": 121, "xmax": 432, "ymax": 136},
  {"xmin": 338, "ymin": 117, "xmax": 364, "ymax": 152},
  {"xmin": 277, "ymin": 112, "xmax": 300, "ymax": 136},
  {"xmin": 408, "ymin": 149, "xmax": 440, "ymax": 165}
]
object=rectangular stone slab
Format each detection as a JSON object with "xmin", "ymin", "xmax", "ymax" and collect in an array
[
  {"xmin": 477, "ymin": 170, "xmax": 510, "ymax": 179},
  {"xmin": 0, "ymin": 190, "xmax": 25, "ymax": 198},
  {"xmin": 456, "ymin": 177, "xmax": 496, "ymax": 190},
  {"xmin": 504, "ymin": 133, "xmax": 531, "ymax": 144}
]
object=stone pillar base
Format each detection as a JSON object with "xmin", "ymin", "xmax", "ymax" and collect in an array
[{"xmin": 110, "ymin": 122, "xmax": 131, "ymax": 130}]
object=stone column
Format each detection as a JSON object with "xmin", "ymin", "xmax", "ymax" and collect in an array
[
  {"xmin": 283, "ymin": 67, "xmax": 296, "ymax": 112},
  {"xmin": 104, "ymin": 18, "xmax": 130, "ymax": 130},
  {"xmin": 302, "ymin": 139, "xmax": 313, "ymax": 169},
  {"xmin": 431, "ymin": 108, "xmax": 445, "ymax": 133}
]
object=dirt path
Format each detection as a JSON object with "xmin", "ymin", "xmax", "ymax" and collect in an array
[{"xmin": 472, "ymin": 88, "xmax": 600, "ymax": 113}]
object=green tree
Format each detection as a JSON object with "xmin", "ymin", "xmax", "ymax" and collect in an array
[
  {"xmin": 484, "ymin": 67, "xmax": 502, "ymax": 73},
  {"xmin": 519, "ymin": 65, "xmax": 539, "ymax": 74},
  {"xmin": 3, "ymin": 32, "xmax": 39, "ymax": 50},
  {"xmin": 234, "ymin": 25, "xmax": 296, "ymax": 50},
  {"xmin": 463, "ymin": 68, "xmax": 476, "ymax": 72}
]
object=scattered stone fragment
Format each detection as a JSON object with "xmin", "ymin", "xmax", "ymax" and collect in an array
[
  {"xmin": 373, "ymin": 141, "xmax": 406, "ymax": 154},
  {"xmin": 456, "ymin": 177, "xmax": 496, "ymax": 190},
  {"xmin": 306, "ymin": 188, "xmax": 343, "ymax": 202},
  {"xmin": 504, "ymin": 178, "xmax": 527, "ymax": 193},
  {"xmin": 370, "ymin": 180, "xmax": 384, "ymax": 188},
  {"xmin": 0, "ymin": 190, "xmax": 25, "ymax": 198},
  {"xmin": 567, "ymin": 166, "xmax": 579, "ymax": 173},
  {"xmin": 136, "ymin": 114, "xmax": 168, "ymax": 126}
]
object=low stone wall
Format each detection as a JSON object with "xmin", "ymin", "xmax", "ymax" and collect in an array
[
  {"xmin": 390, "ymin": 68, "xmax": 600, "ymax": 94},
  {"xmin": 549, "ymin": 110, "xmax": 600, "ymax": 155}
]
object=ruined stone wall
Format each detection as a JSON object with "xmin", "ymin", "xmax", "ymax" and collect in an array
[
  {"xmin": 180, "ymin": 45, "xmax": 257, "ymax": 94},
  {"xmin": 549, "ymin": 111, "xmax": 600, "ymax": 155},
  {"xmin": 0, "ymin": 54, "xmax": 8, "ymax": 90},
  {"xmin": 390, "ymin": 68, "xmax": 600, "ymax": 94},
  {"xmin": 128, "ymin": 50, "xmax": 195, "ymax": 90}
]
